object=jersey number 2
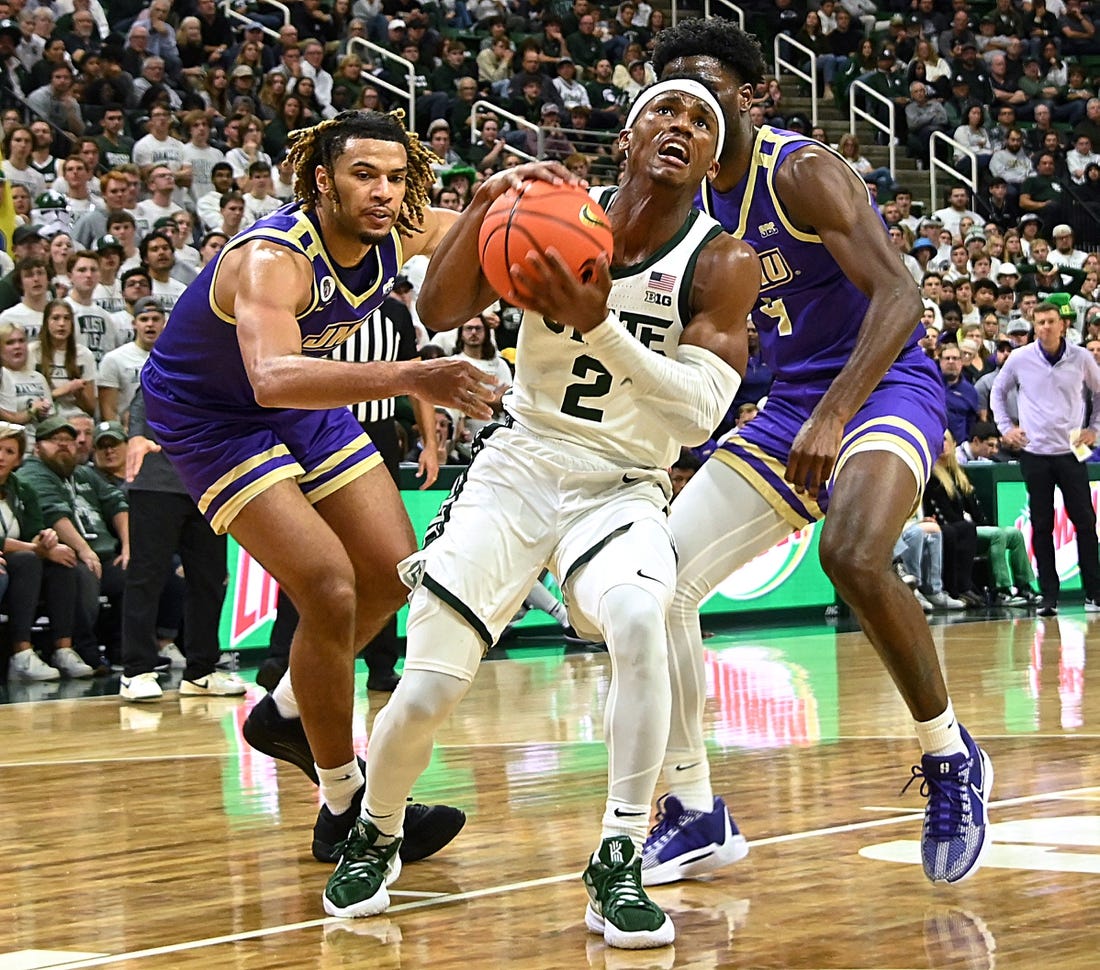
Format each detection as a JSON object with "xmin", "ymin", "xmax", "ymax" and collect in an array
[
  {"xmin": 760, "ymin": 297, "xmax": 793, "ymax": 336},
  {"xmin": 561, "ymin": 354, "xmax": 612, "ymax": 422}
]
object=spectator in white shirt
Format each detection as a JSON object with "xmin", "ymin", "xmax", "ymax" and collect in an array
[
  {"xmin": 56, "ymin": 155, "xmax": 100, "ymax": 217},
  {"xmin": 1049, "ymin": 224, "xmax": 1090, "ymax": 270},
  {"xmin": 224, "ymin": 116, "xmax": 271, "ymax": 179},
  {"xmin": 98, "ymin": 296, "xmax": 166, "ymax": 424},
  {"xmin": 139, "ymin": 231, "xmax": 187, "ymax": 311},
  {"xmin": 2, "ymin": 126, "xmax": 48, "ymax": 198},
  {"xmin": 131, "ymin": 106, "xmax": 191, "ymax": 196},
  {"xmin": 29, "ymin": 298, "xmax": 98, "ymax": 418},
  {"xmin": 105, "ymin": 211, "xmax": 142, "ymax": 273},
  {"xmin": 150, "ymin": 217, "xmax": 197, "ymax": 284},
  {"xmin": 134, "ymin": 164, "xmax": 183, "ymax": 230},
  {"xmin": 195, "ymin": 162, "xmax": 237, "ymax": 231},
  {"xmin": 65, "ymin": 250, "xmax": 124, "ymax": 364},
  {"xmin": 932, "ymin": 186, "xmax": 983, "ymax": 240},
  {"xmin": 214, "ymin": 191, "xmax": 246, "ymax": 237},
  {"xmin": 272, "ymin": 152, "xmax": 295, "ymax": 200},
  {"xmin": 0, "ymin": 258, "xmax": 51, "ymax": 340},
  {"xmin": 180, "ymin": 111, "xmax": 226, "ymax": 205},
  {"xmin": 167, "ymin": 210, "xmax": 201, "ymax": 269},
  {"xmin": 300, "ymin": 39, "xmax": 335, "ymax": 117},
  {"xmin": 241, "ymin": 160, "xmax": 282, "ymax": 226},
  {"xmin": 92, "ymin": 234, "xmax": 126, "ymax": 315},
  {"xmin": 1065, "ymin": 133, "xmax": 1100, "ymax": 184}
]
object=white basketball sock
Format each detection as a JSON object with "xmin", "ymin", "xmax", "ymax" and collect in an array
[
  {"xmin": 317, "ymin": 759, "xmax": 363, "ymax": 815},
  {"xmin": 915, "ymin": 699, "xmax": 966, "ymax": 757},
  {"xmin": 271, "ymin": 670, "xmax": 299, "ymax": 719},
  {"xmin": 601, "ymin": 798, "xmax": 651, "ymax": 852}
]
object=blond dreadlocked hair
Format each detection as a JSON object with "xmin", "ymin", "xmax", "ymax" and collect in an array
[{"xmin": 286, "ymin": 108, "xmax": 439, "ymax": 236}]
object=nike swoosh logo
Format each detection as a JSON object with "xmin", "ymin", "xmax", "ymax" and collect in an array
[
  {"xmin": 622, "ymin": 474, "xmax": 642, "ymax": 484},
  {"xmin": 682, "ymin": 849, "xmax": 714, "ymax": 864},
  {"xmin": 337, "ymin": 774, "xmax": 354, "ymax": 781},
  {"xmin": 613, "ymin": 808, "xmax": 645, "ymax": 817},
  {"xmin": 636, "ymin": 569, "xmax": 662, "ymax": 582},
  {"xmin": 674, "ymin": 762, "xmax": 701, "ymax": 772}
]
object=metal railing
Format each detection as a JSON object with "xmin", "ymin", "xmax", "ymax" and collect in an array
[
  {"xmin": 221, "ymin": 0, "xmax": 280, "ymax": 40},
  {"xmin": 929, "ymin": 131, "xmax": 977, "ymax": 212},
  {"xmin": 672, "ymin": 0, "xmax": 744, "ymax": 28},
  {"xmin": 848, "ymin": 79, "xmax": 896, "ymax": 175},
  {"xmin": 257, "ymin": 0, "xmax": 290, "ymax": 26},
  {"xmin": 1061, "ymin": 183, "xmax": 1100, "ymax": 249},
  {"xmin": 774, "ymin": 33, "xmax": 817, "ymax": 128},
  {"xmin": 348, "ymin": 37, "xmax": 416, "ymax": 130},
  {"xmin": 471, "ymin": 100, "xmax": 542, "ymax": 159}
]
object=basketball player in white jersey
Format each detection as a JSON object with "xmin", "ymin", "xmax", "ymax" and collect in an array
[{"xmin": 321, "ymin": 82, "xmax": 761, "ymax": 950}]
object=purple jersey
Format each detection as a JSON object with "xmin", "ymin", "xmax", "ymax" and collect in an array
[
  {"xmin": 141, "ymin": 201, "xmax": 396, "ymax": 533},
  {"xmin": 697, "ymin": 125, "xmax": 923, "ymax": 383},
  {"xmin": 701, "ymin": 127, "xmax": 945, "ymax": 521},
  {"xmin": 146, "ymin": 200, "xmax": 403, "ymax": 412}
]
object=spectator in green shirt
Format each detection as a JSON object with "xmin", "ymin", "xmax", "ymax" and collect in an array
[{"xmin": 17, "ymin": 413, "xmax": 129, "ymax": 667}]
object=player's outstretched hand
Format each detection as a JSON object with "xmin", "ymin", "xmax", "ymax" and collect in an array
[
  {"xmin": 785, "ymin": 413, "xmax": 844, "ymax": 496},
  {"xmin": 477, "ymin": 162, "xmax": 584, "ymax": 204},
  {"xmin": 125, "ymin": 435, "xmax": 162, "ymax": 482},
  {"xmin": 415, "ymin": 358, "xmax": 499, "ymax": 420},
  {"xmin": 508, "ymin": 247, "xmax": 612, "ymax": 333}
]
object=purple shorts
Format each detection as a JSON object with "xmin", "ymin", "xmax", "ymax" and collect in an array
[
  {"xmin": 142, "ymin": 366, "xmax": 381, "ymax": 535},
  {"xmin": 714, "ymin": 352, "xmax": 947, "ymax": 528}
]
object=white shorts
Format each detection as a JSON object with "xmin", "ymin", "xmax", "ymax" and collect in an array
[{"xmin": 399, "ymin": 421, "xmax": 675, "ymax": 658}]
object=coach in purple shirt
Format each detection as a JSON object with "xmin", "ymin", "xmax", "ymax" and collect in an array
[{"xmin": 992, "ymin": 301, "xmax": 1100, "ymax": 616}]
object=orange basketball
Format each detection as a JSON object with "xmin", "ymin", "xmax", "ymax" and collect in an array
[{"xmin": 477, "ymin": 180, "xmax": 614, "ymax": 307}]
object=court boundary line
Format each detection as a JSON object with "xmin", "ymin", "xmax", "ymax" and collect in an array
[
  {"xmin": 6, "ymin": 733, "xmax": 1100, "ymax": 772},
  {"xmin": 32, "ymin": 782, "xmax": 1100, "ymax": 969}
]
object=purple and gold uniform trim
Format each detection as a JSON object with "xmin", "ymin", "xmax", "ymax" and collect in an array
[
  {"xmin": 715, "ymin": 392, "xmax": 942, "ymax": 525},
  {"xmin": 199, "ymin": 445, "xmax": 302, "ymax": 535},
  {"xmin": 712, "ymin": 438, "xmax": 823, "ymax": 529},
  {"xmin": 298, "ymin": 433, "xmax": 382, "ymax": 505}
]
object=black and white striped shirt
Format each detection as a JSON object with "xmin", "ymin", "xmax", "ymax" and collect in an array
[{"xmin": 328, "ymin": 296, "xmax": 419, "ymax": 424}]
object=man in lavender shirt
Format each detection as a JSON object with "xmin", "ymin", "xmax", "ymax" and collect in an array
[{"xmin": 992, "ymin": 301, "xmax": 1100, "ymax": 616}]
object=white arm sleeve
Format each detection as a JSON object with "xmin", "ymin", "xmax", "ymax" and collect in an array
[{"xmin": 582, "ymin": 315, "xmax": 742, "ymax": 446}]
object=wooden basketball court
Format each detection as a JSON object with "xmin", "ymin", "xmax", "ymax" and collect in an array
[{"xmin": 3, "ymin": 609, "xmax": 1099, "ymax": 969}]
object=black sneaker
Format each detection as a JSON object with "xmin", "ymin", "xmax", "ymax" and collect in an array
[
  {"xmin": 401, "ymin": 801, "xmax": 467, "ymax": 862},
  {"xmin": 313, "ymin": 785, "xmax": 365, "ymax": 862},
  {"xmin": 255, "ymin": 657, "xmax": 288, "ymax": 694},
  {"xmin": 1037, "ymin": 599, "xmax": 1058, "ymax": 617},
  {"xmin": 313, "ymin": 792, "xmax": 466, "ymax": 864},
  {"xmin": 242, "ymin": 693, "xmax": 319, "ymax": 783}
]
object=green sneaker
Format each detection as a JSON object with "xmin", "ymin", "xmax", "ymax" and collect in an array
[
  {"xmin": 583, "ymin": 836, "xmax": 675, "ymax": 949},
  {"xmin": 323, "ymin": 817, "xmax": 403, "ymax": 918}
]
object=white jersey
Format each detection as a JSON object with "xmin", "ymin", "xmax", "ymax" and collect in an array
[{"xmin": 504, "ymin": 186, "xmax": 724, "ymax": 469}]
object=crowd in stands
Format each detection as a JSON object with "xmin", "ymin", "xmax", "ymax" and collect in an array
[
  {"xmin": 775, "ymin": 0, "xmax": 1100, "ymax": 179},
  {"xmin": 2, "ymin": 0, "xmax": 1099, "ymax": 680}
]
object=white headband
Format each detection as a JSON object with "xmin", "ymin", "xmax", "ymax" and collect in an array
[{"xmin": 624, "ymin": 78, "xmax": 726, "ymax": 160}]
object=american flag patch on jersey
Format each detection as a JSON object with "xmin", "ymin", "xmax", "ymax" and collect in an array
[{"xmin": 648, "ymin": 271, "xmax": 676, "ymax": 292}]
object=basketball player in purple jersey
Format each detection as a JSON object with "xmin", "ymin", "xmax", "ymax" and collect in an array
[
  {"xmin": 142, "ymin": 111, "xmax": 551, "ymax": 867},
  {"xmin": 639, "ymin": 21, "xmax": 994, "ymax": 888}
]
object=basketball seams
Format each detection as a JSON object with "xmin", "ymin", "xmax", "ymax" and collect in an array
[{"xmin": 477, "ymin": 181, "xmax": 613, "ymax": 302}]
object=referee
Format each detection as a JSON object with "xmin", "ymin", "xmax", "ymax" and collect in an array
[{"xmin": 257, "ymin": 286, "xmax": 440, "ymax": 693}]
